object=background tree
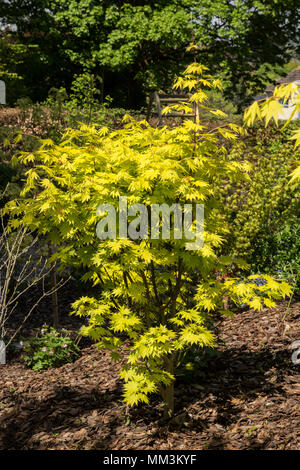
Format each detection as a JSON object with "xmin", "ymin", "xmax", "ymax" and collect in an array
[
  {"xmin": 0, "ymin": 0, "xmax": 76, "ymax": 103},
  {"xmin": 0, "ymin": 0, "xmax": 299, "ymax": 108},
  {"xmin": 0, "ymin": 33, "xmax": 30, "ymax": 81}
]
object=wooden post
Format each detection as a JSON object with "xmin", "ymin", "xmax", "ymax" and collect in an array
[
  {"xmin": 146, "ymin": 93, "xmax": 154, "ymax": 122},
  {"xmin": 0, "ymin": 340, "xmax": 6, "ymax": 365},
  {"xmin": 51, "ymin": 265, "xmax": 59, "ymax": 330},
  {"xmin": 48, "ymin": 243, "xmax": 59, "ymax": 329},
  {"xmin": 154, "ymin": 92, "xmax": 162, "ymax": 127}
]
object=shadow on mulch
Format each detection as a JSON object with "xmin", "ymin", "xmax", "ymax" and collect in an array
[
  {"xmin": 1, "ymin": 381, "xmax": 123, "ymax": 450},
  {"xmin": 0, "ymin": 342, "xmax": 297, "ymax": 450},
  {"xmin": 1, "ymin": 301, "xmax": 299, "ymax": 450},
  {"xmin": 123, "ymin": 344, "xmax": 296, "ymax": 448}
]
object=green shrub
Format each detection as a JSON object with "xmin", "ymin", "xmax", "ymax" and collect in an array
[
  {"xmin": 249, "ymin": 215, "xmax": 300, "ymax": 291},
  {"xmin": 199, "ymin": 89, "xmax": 241, "ymax": 123},
  {"xmin": 22, "ymin": 326, "xmax": 80, "ymax": 371},
  {"xmin": 218, "ymin": 125, "xmax": 300, "ymax": 281}
]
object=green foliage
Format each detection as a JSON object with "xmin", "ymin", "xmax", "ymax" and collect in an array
[
  {"xmin": 38, "ymin": 73, "xmax": 144, "ymax": 136},
  {"xmin": 241, "ymin": 82, "xmax": 300, "ymax": 292},
  {"xmin": 48, "ymin": 0, "xmax": 299, "ymax": 107},
  {"xmin": 0, "ymin": 1, "xmax": 299, "ymax": 107},
  {"xmin": 230, "ymin": 61, "xmax": 299, "ymax": 111},
  {"xmin": 0, "ymin": 163, "xmax": 16, "ymax": 193},
  {"xmin": 244, "ymin": 81, "xmax": 300, "ymax": 185},
  {"xmin": 42, "ymin": 73, "xmax": 106, "ymax": 128},
  {"xmin": 22, "ymin": 326, "xmax": 80, "ymax": 371},
  {"xmin": 0, "ymin": 33, "xmax": 33, "ymax": 81},
  {"xmin": 245, "ymin": 61, "xmax": 297, "ymax": 100},
  {"xmin": 249, "ymin": 215, "xmax": 300, "ymax": 291},
  {"xmin": 217, "ymin": 124, "xmax": 299, "ymax": 292},
  {"xmin": 199, "ymin": 89, "xmax": 240, "ymax": 122},
  {"xmin": 69, "ymin": 72, "xmax": 102, "ymax": 109},
  {"xmin": 0, "ymin": 32, "xmax": 40, "ymax": 104},
  {"xmin": 218, "ymin": 126, "xmax": 299, "ymax": 260},
  {"xmin": 0, "ymin": 127, "xmax": 40, "ymax": 201},
  {"xmin": 6, "ymin": 63, "xmax": 291, "ymax": 412}
]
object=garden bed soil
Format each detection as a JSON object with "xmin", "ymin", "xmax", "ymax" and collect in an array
[{"xmin": 0, "ymin": 300, "xmax": 299, "ymax": 450}]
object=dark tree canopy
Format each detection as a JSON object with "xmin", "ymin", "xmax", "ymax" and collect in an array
[{"xmin": 0, "ymin": 0, "xmax": 299, "ymax": 107}]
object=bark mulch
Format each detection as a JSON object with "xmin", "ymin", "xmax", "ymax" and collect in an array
[{"xmin": 0, "ymin": 301, "xmax": 299, "ymax": 450}]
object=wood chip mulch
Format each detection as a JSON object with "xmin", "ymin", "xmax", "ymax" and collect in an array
[{"xmin": 0, "ymin": 301, "xmax": 299, "ymax": 450}]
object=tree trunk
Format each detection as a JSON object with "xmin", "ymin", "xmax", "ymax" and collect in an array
[
  {"xmin": 51, "ymin": 266, "xmax": 59, "ymax": 330},
  {"xmin": 160, "ymin": 354, "xmax": 175, "ymax": 418},
  {"xmin": 48, "ymin": 243, "xmax": 59, "ymax": 330}
]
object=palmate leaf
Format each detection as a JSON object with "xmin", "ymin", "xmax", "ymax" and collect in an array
[
  {"xmin": 290, "ymin": 129, "xmax": 300, "ymax": 148},
  {"xmin": 290, "ymin": 164, "xmax": 300, "ymax": 183},
  {"xmin": 264, "ymin": 298, "xmax": 277, "ymax": 309},
  {"xmin": 261, "ymin": 99, "xmax": 283, "ymax": 126},
  {"xmin": 249, "ymin": 297, "xmax": 263, "ymax": 311},
  {"xmin": 176, "ymin": 325, "xmax": 215, "ymax": 348},
  {"xmin": 120, "ymin": 367, "xmax": 161, "ymax": 399},
  {"xmin": 275, "ymin": 83, "xmax": 298, "ymax": 102},
  {"xmin": 111, "ymin": 309, "xmax": 143, "ymax": 333},
  {"xmin": 244, "ymin": 100, "xmax": 262, "ymax": 126},
  {"xmin": 223, "ymin": 276, "xmax": 292, "ymax": 311}
]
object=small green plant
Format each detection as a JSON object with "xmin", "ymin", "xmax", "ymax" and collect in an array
[
  {"xmin": 250, "ymin": 216, "xmax": 300, "ymax": 291},
  {"xmin": 41, "ymin": 77, "xmax": 111, "ymax": 131},
  {"xmin": 22, "ymin": 326, "xmax": 80, "ymax": 370},
  {"xmin": 69, "ymin": 72, "xmax": 102, "ymax": 111},
  {"xmin": 43, "ymin": 87, "xmax": 68, "ymax": 127},
  {"xmin": 199, "ymin": 89, "xmax": 241, "ymax": 123},
  {"xmin": 247, "ymin": 425, "xmax": 257, "ymax": 435}
]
